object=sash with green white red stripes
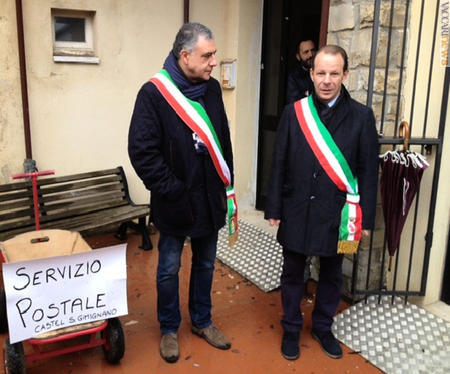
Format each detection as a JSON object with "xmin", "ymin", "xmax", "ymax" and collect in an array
[
  {"xmin": 150, "ymin": 69, "xmax": 238, "ymax": 246},
  {"xmin": 294, "ymin": 96, "xmax": 362, "ymax": 254}
]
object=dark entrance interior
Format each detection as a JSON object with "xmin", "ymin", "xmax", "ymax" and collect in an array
[{"xmin": 255, "ymin": 0, "xmax": 326, "ymax": 210}]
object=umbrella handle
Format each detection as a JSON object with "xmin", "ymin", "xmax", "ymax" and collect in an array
[{"xmin": 399, "ymin": 121, "xmax": 410, "ymax": 151}]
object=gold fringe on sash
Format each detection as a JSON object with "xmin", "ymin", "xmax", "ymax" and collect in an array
[
  {"xmin": 229, "ymin": 231, "xmax": 239, "ymax": 247},
  {"xmin": 337, "ymin": 240, "xmax": 360, "ymax": 254}
]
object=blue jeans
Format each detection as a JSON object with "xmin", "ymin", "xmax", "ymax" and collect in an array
[{"xmin": 156, "ymin": 231, "xmax": 218, "ymax": 334}]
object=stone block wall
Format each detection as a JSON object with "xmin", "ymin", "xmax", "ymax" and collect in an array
[
  {"xmin": 326, "ymin": 0, "xmax": 409, "ymax": 300},
  {"xmin": 328, "ymin": 0, "xmax": 408, "ymax": 137}
]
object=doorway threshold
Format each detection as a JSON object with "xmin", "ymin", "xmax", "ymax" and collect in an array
[{"xmin": 239, "ymin": 209, "xmax": 277, "ymax": 236}]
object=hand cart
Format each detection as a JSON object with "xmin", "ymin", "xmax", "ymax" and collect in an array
[{"xmin": 1, "ymin": 171, "xmax": 125, "ymax": 373}]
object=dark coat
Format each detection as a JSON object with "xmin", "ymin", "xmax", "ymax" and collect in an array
[
  {"xmin": 285, "ymin": 62, "xmax": 314, "ymax": 104},
  {"xmin": 128, "ymin": 77, "xmax": 233, "ymax": 237},
  {"xmin": 264, "ymin": 88, "xmax": 379, "ymax": 256}
]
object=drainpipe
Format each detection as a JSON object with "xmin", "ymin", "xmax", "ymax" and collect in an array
[
  {"xmin": 15, "ymin": 0, "xmax": 33, "ymax": 162},
  {"xmin": 319, "ymin": 0, "xmax": 330, "ymax": 48},
  {"xmin": 184, "ymin": 0, "xmax": 189, "ymax": 23}
]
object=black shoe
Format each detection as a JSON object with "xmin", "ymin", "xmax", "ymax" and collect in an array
[
  {"xmin": 311, "ymin": 329, "xmax": 342, "ymax": 359},
  {"xmin": 281, "ymin": 331, "xmax": 300, "ymax": 360}
]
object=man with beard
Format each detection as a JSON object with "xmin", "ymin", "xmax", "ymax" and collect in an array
[
  {"xmin": 286, "ymin": 40, "xmax": 316, "ymax": 103},
  {"xmin": 128, "ymin": 23, "xmax": 235, "ymax": 363}
]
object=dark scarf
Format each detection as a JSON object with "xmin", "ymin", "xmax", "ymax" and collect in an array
[
  {"xmin": 312, "ymin": 88, "xmax": 344, "ymax": 127},
  {"xmin": 163, "ymin": 51, "xmax": 208, "ymax": 101}
]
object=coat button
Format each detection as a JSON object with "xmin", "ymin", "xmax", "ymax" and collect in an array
[
  {"xmin": 310, "ymin": 195, "xmax": 315, "ymax": 200},
  {"xmin": 313, "ymin": 172, "xmax": 318, "ymax": 178}
]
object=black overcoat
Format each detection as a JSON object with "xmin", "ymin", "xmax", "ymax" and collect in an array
[
  {"xmin": 285, "ymin": 62, "xmax": 314, "ymax": 104},
  {"xmin": 128, "ymin": 77, "xmax": 233, "ymax": 237},
  {"xmin": 264, "ymin": 89, "xmax": 379, "ymax": 256}
]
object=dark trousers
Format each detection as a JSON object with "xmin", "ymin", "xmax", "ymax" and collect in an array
[
  {"xmin": 156, "ymin": 231, "xmax": 218, "ymax": 334},
  {"xmin": 281, "ymin": 249, "xmax": 344, "ymax": 333}
]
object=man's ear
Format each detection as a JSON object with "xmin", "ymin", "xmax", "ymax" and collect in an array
[
  {"xmin": 343, "ymin": 69, "xmax": 349, "ymax": 82},
  {"xmin": 179, "ymin": 50, "xmax": 189, "ymax": 66},
  {"xmin": 310, "ymin": 68, "xmax": 314, "ymax": 81}
]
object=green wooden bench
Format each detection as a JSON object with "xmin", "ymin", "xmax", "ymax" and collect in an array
[{"xmin": 0, "ymin": 167, "xmax": 152, "ymax": 250}]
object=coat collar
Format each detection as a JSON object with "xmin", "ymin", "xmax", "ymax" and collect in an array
[{"xmin": 312, "ymin": 86, "xmax": 351, "ymax": 134}]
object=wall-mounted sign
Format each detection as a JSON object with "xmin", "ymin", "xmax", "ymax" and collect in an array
[{"xmin": 220, "ymin": 59, "xmax": 237, "ymax": 89}]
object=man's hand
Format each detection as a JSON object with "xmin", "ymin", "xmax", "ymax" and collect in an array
[
  {"xmin": 269, "ymin": 219, "xmax": 281, "ymax": 227},
  {"xmin": 362, "ymin": 229, "xmax": 370, "ymax": 237}
]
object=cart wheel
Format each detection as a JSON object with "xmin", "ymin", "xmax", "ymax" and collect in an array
[
  {"xmin": 3, "ymin": 338, "xmax": 25, "ymax": 374},
  {"xmin": 102, "ymin": 318, "xmax": 125, "ymax": 364},
  {"xmin": 0, "ymin": 289, "xmax": 7, "ymax": 333}
]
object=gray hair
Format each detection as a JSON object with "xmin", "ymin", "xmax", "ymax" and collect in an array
[{"xmin": 172, "ymin": 23, "xmax": 214, "ymax": 59}]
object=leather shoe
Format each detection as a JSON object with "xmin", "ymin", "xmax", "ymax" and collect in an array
[
  {"xmin": 281, "ymin": 331, "xmax": 300, "ymax": 360},
  {"xmin": 311, "ymin": 329, "xmax": 343, "ymax": 359},
  {"xmin": 191, "ymin": 324, "xmax": 231, "ymax": 350},
  {"xmin": 160, "ymin": 333, "xmax": 179, "ymax": 363}
]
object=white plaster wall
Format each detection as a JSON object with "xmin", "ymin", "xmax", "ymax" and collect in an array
[
  {"xmin": 392, "ymin": 0, "xmax": 449, "ymax": 304},
  {"xmin": 3, "ymin": 0, "xmax": 263, "ymax": 211},
  {"xmin": 418, "ymin": 96, "xmax": 450, "ymax": 306},
  {"xmin": 190, "ymin": 0, "xmax": 264, "ymax": 211},
  {"xmin": 20, "ymin": 0, "xmax": 183, "ymax": 204},
  {"xmin": 0, "ymin": 1, "xmax": 27, "ymax": 183}
]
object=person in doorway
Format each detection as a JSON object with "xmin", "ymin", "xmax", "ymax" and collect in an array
[
  {"xmin": 285, "ymin": 39, "xmax": 316, "ymax": 103},
  {"xmin": 265, "ymin": 45, "xmax": 379, "ymax": 360},
  {"xmin": 128, "ymin": 22, "xmax": 234, "ymax": 363}
]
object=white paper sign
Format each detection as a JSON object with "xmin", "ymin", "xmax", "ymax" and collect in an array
[{"xmin": 2, "ymin": 244, "xmax": 128, "ymax": 344}]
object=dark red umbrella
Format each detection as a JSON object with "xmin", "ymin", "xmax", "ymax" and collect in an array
[{"xmin": 379, "ymin": 122, "xmax": 429, "ymax": 270}]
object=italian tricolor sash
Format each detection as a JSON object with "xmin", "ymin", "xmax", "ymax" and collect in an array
[
  {"xmin": 150, "ymin": 69, "xmax": 238, "ymax": 246},
  {"xmin": 294, "ymin": 96, "xmax": 362, "ymax": 254}
]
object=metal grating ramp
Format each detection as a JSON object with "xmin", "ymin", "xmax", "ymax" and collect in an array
[
  {"xmin": 217, "ymin": 219, "xmax": 282, "ymax": 292},
  {"xmin": 333, "ymin": 295, "xmax": 450, "ymax": 374}
]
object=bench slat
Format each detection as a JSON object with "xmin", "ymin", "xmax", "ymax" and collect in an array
[
  {"xmin": 0, "ymin": 188, "xmax": 33, "ymax": 203},
  {"xmin": 40, "ymin": 183, "xmax": 123, "ymax": 204},
  {"xmin": 0, "ymin": 180, "xmax": 32, "ymax": 193},
  {"xmin": 42, "ymin": 191, "xmax": 125, "ymax": 213},
  {"xmin": 0, "ymin": 190, "xmax": 124, "ymax": 226},
  {"xmin": 0, "ymin": 204, "xmax": 149, "ymax": 241},
  {"xmin": 0, "ymin": 215, "xmax": 39, "ymax": 232},
  {"xmin": 40, "ymin": 200, "xmax": 128, "ymax": 223},
  {"xmin": 36, "ymin": 168, "xmax": 121, "ymax": 186},
  {"xmin": 0, "ymin": 168, "xmax": 121, "ymax": 193},
  {"xmin": 37, "ymin": 175, "xmax": 122, "ymax": 195},
  {"xmin": 48, "ymin": 205, "xmax": 149, "ymax": 231},
  {"xmin": 0, "ymin": 200, "xmax": 128, "ymax": 232},
  {"xmin": 0, "ymin": 197, "xmax": 34, "ymax": 211},
  {"xmin": 0, "ymin": 207, "xmax": 34, "ymax": 222},
  {"xmin": 0, "ymin": 167, "xmax": 151, "ymax": 248}
]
